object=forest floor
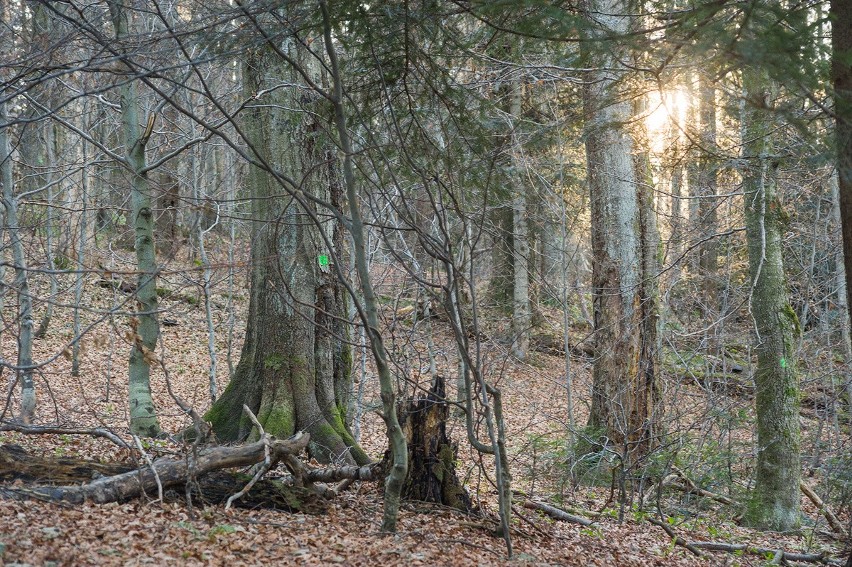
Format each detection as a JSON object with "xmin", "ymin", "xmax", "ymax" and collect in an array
[{"xmin": 0, "ymin": 239, "xmax": 848, "ymax": 566}]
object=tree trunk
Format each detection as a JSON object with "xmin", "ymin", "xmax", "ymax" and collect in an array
[
  {"xmin": 108, "ymin": 1, "xmax": 161, "ymax": 437},
  {"xmin": 0, "ymin": 102, "xmax": 36, "ymax": 423},
  {"xmin": 696, "ymin": 73, "xmax": 719, "ymax": 319},
  {"xmin": 831, "ymin": 0, "xmax": 852, "ymax": 409},
  {"xmin": 511, "ymin": 81, "xmax": 531, "ymax": 360},
  {"xmin": 741, "ymin": 70, "xmax": 801, "ymax": 532},
  {"xmin": 205, "ymin": 38, "xmax": 367, "ymax": 467},
  {"xmin": 582, "ymin": 0, "xmax": 659, "ymax": 461}
]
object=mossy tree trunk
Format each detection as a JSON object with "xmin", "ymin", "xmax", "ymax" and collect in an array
[
  {"xmin": 741, "ymin": 69, "xmax": 801, "ymax": 532},
  {"xmin": 582, "ymin": 0, "xmax": 660, "ymax": 462},
  {"xmin": 206, "ymin": 38, "xmax": 368, "ymax": 466}
]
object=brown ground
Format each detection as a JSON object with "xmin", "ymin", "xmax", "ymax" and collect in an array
[{"xmin": 0, "ymin": 241, "xmax": 847, "ymax": 566}]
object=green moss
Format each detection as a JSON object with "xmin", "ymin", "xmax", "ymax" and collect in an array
[
  {"xmin": 258, "ymin": 405, "xmax": 295, "ymax": 438},
  {"xmin": 781, "ymin": 303, "xmax": 801, "ymax": 338},
  {"xmin": 204, "ymin": 381, "xmax": 251, "ymax": 441}
]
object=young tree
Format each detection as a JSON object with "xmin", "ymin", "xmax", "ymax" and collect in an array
[
  {"xmin": 0, "ymin": 102, "xmax": 35, "ymax": 424},
  {"xmin": 108, "ymin": 0, "xmax": 162, "ymax": 437}
]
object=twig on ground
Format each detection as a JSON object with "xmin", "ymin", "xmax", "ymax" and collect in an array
[
  {"xmin": 132, "ymin": 434, "xmax": 163, "ymax": 503},
  {"xmin": 646, "ymin": 517, "xmax": 704, "ymax": 558},
  {"xmin": 801, "ymin": 480, "xmax": 848, "ymax": 538},
  {"xmin": 522, "ymin": 500, "xmax": 596, "ymax": 527}
]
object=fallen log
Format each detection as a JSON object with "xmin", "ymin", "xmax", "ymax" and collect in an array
[
  {"xmin": 688, "ymin": 542, "xmax": 844, "ymax": 565},
  {"xmin": 1, "ymin": 433, "xmax": 310, "ymax": 505},
  {"xmin": 0, "ymin": 442, "xmax": 326, "ymax": 512},
  {"xmin": 0, "ymin": 444, "xmax": 133, "ymax": 483}
]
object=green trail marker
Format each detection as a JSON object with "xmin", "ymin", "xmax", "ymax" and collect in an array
[
  {"xmin": 779, "ymin": 357, "xmax": 787, "ymax": 369},
  {"xmin": 318, "ymin": 254, "xmax": 329, "ymax": 267}
]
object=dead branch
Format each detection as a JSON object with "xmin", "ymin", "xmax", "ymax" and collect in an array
[
  {"xmin": 0, "ymin": 432, "xmax": 309, "ymax": 505},
  {"xmin": 522, "ymin": 500, "xmax": 596, "ymax": 527},
  {"xmin": 801, "ymin": 480, "xmax": 848, "ymax": 538},
  {"xmin": 669, "ymin": 465, "xmax": 738, "ymax": 506},
  {"xmin": 0, "ymin": 421, "xmax": 130, "ymax": 449},
  {"xmin": 132, "ymin": 435, "xmax": 163, "ymax": 503},
  {"xmin": 226, "ymin": 405, "xmax": 271, "ymax": 509},
  {"xmin": 688, "ymin": 541, "xmax": 844, "ymax": 565},
  {"xmin": 646, "ymin": 517, "xmax": 704, "ymax": 558}
]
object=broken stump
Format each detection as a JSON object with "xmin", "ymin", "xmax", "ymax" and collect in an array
[{"xmin": 397, "ymin": 375, "xmax": 472, "ymax": 513}]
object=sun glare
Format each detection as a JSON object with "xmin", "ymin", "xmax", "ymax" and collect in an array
[{"xmin": 645, "ymin": 89, "xmax": 689, "ymax": 153}]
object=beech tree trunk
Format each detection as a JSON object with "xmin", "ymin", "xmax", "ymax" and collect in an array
[
  {"xmin": 205, "ymin": 36, "xmax": 368, "ymax": 467},
  {"xmin": 0, "ymin": 102, "xmax": 35, "ymax": 423},
  {"xmin": 108, "ymin": 1, "xmax": 161, "ymax": 437},
  {"xmin": 741, "ymin": 70, "xmax": 801, "ymax": 532}
]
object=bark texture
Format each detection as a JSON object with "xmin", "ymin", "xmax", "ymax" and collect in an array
[
  {"xmin": 397, "ymin": 376, "xmax": 472, "ymax": 513},
  {"xmin": 831, "ymin": 0, "xmax": 852, "ymax": 409},
  {"xmin": 108, "ymin": 1, "xmax": 161, "ymax": 437},
  {"xmin": 741, "ymin": 70, "xmax": 801, "ymax": 532},
  {"xmin": 582, "ymin": 0, "xmax": 660, "ymax": 461},
  {"xmin": 205, "ymin": 38, "xmax": 367, "ymax": 467}
]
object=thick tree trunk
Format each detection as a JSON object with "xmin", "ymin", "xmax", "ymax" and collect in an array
[
  {"xmin": 206, "ymin": 39, "xmax": 367, "ymax": 467},
  {"xmin": 741, "ymin": 70, "xmax": 801, "ymax": 532},
  {"xmin": 582, "ymin": 0, "xmax": 659, "ymax": 461}
]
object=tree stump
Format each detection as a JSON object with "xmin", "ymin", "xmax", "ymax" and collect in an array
[{"xmin": 398, "ymin": 375, "xmax": 472, "ymax": 513}]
